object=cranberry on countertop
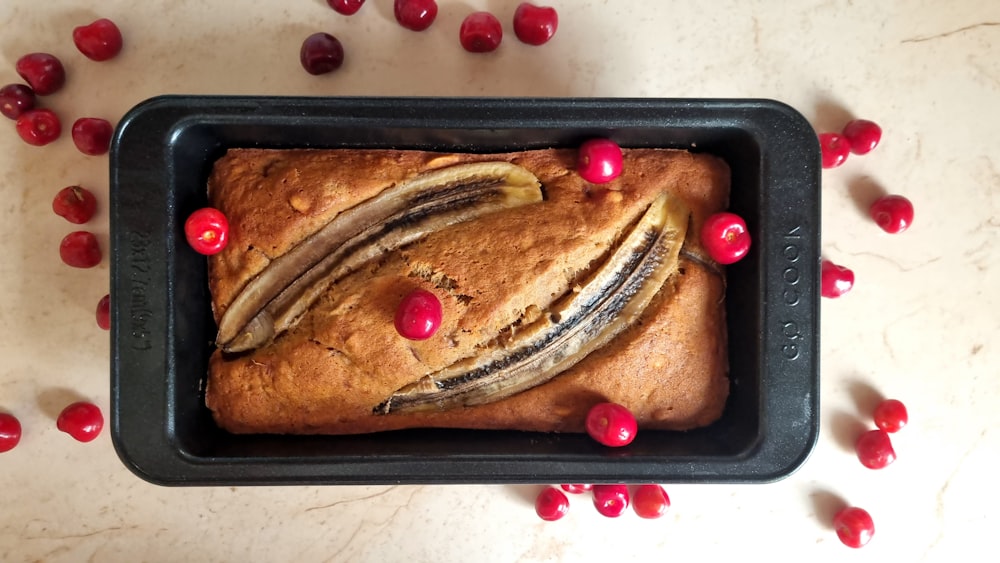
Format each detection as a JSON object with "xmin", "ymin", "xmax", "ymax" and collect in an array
[
  {"xmin": 873, "ymin": 399, "xmax": 908, "ymax": 433},
  {"xmin": 535, "ymin": 487, "xmax": 570, "ymax": 521},
  {"xmin": 73, "ymin": 18, "xmax": 124, "ymax": 61},
  {"xmin": 842, "ymin": 119, "xmax": 882, "ymax": 155},
  {"xmin": 0, "ymin": 83, "xmax": 36, "ymax": 120},
  {"xmin": 592, "ymin": 484, "xmax": 630, "ymax": 518},
  {"xmin": 300, "ymin": 33, "xmax": 345, "ymax": 76},
  {"xmin": 870, "ymin": 194, "xmax": 914, "ymax": 234},
  {"xmin": 71, "ymin": 117, "xmax": 113, "ymax": 156},
  {"xmin": 394, "ymin": 0, "xmax": 438, "ymax": 31},
  {"xmin": 818, "ymin": 132, "xmax": 850, "ymax": 169},
  {"xmin": 53, "ymin": 186, "xmax": 98, "ymax": 224},
  {"xmin": 59, "ymin": 231, "xmax": 102, "ymax": 268},
  {"xmin": 15, "ymin": 109, "xmax": 61, "ymax": 146},
  {"xmin": 15, "ymin": 53, "xmax": 66, "ymax": 96},
  {"xmin": 513, "ymin": 3, "xmax": 559, "ymax": 46},
  {"xmin": 328, "ymin": 0, "xmax": 365, "ymax": 15},
  {"xmin": 0, "ymin": 413, "xmax": 22, "ymax": 453},
  {"xmin": 833, "ymin": 506, "xmax": 875, "ymax": 548},
  {"xmin": 459, "ymin": 12, "xmax": 503, "ymax": 53},
  {"xmin": 57, "ymin": 402, "xmax": 104, "ymax": 443}
]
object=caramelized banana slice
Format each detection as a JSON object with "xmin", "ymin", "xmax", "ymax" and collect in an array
[
  {"xmin": 217, "ymin": 162, "xmax": 543, "ymax": 353},
  {"xmin": 376, "ymin": 192, "xmax": 689, "ymax": 414}
]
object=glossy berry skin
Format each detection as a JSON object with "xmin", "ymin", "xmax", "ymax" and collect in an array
[
  {"xmin": 592, "ymin": 485, "xmax": 630, "ymax": 518},
  {"xmin": 57, "ymin": 402, "xmax": 104, "ymax": 443},
  {"xmin": 394, "ymin": 289, "xmax": 443, "ymax": 340},
  {"xmin": 96, "ymin": 294, "xmax": 111, "ymax": 330},
  {"xmin": 15, "ymin": 109, "xmax": 61, "ymax": 146},
  {"xmin": 577, "ymin": 139, "xmax": 623, "ymax": 184},
  {"xmin": 833, "ymin": 506, "xmax": 875, "ymax": 548},
  {"xmin": 73, "ymin": 18, "xmax": 124, "ymax": 61},
  {"xmin": 701, "ymin": 212, "xmax": 751, "ymax": 265},
  {"xmin": 52, "ymin": 186, "xmax": 98, "ymax": 224},
  {"xmin": 535, "ymin": 487, "xmax": 570, "ymax": 521},
  {"xmin": 821, "ymin": 260, "xmax": 854, "ymax": 298},
  {"xmin": 184, "ymin": 207, "xmax": 230, "ymax": 255},
  {"xmin": 328, "ymin": 0, "xmax": 365, "ymax": 15},
  {"xmin": 460, "ymin": 12, "xmax": 503, "ymax": 53},
  {"xmin": 71, "ymin": 117, "xmax": 113, "ymax": 156},
  {"xmin": 300, "ymin": 33, "xmax": 345, "ymax": 76},
  {"xmin": 15, "ymin": 53, "xmax": 66, "ymax": 96},
  {"xmin": 856, "ymin": 429, "xmax": 896, "ymax": 469},
  {"xmin": 0, "ymin": 413, "xmax": 22, "ymax": 453},
  {"xmin": 632, "ymin": 484, "xmax": 670, "ymax": 519},
  {"xmin": 395, "ymin": 0, "xmax": 438, "ymax": 31},
  {"xmin": 585, "ymin": 402, "xmax": 637, "ymax": 447},
  {"xmin": 818, "ymin": 132, "xmax": 850, "ymax": 169},
  {"xmin": 873, "ymin": 399, "xmax": 908, "ymax": 433},
  {"xmin": 59, "ymin": 231, "xmax": 102, "ymax": 268},
  {"xmin": 870, "ymin": 194, "xmax": 914, "ymax": 234},
  {"xmin": 560, "ymin": 484, "xmax": 592, "ymax": 494},
  {"xmin": 0, "ymin": 83, "xmax": 35, "ymax": 120},
  {"xmin": 513, "ymin": 3, "xmax": 558, "ymax": 46},
  {"xmin": 842, "ymin": 119, "xmax": 882, "ymax": 155}
]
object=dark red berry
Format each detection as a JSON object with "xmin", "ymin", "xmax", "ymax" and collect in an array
[
  {"xmin": 585, "ymin": 402, "xmax": 637, "ymax": 447},
  {"xmin": 0, "ymin": 413, "xmax": 22, "ymax": 453},
  {"xmin": 592, "ymin": 484, "xmax": 630, "ymax": 518},
  {"xmin": 394, "ymin": 289, "xmax": 443, "ymax": 340},
  {"xmin": 842, "ymin": 119, "xmax": 882, "ymax": 155},
  {"xmin": 0, "ymin": 83, "xmax": 35, "ymax": 120},
  {"xmin": 818, "ymin": 132, "xmax": 850, "ymax": 168},
  {"xmin": 15, "ymin": 53, "xmax": 66, "ymax": 96},
  {"xmin": 59, "ymin": 231, "xmax": 102, "ymax": 268},
  {"xmin": 632, "ymin": 484, "xmax": 670, "ymax": 519},
  {"xmin": 72, "ymin": 18, "xmax": 124, "ymax": 61},
  {"xmin": 96, "ymin": 294, "xmax": 111, "ymax": 330},
  {"xmin": 15, "ymin": 108, "xmax": 61, "ymax": 146},
  {"xmin": 856, "ymin": 429, "xmax": 896, "ymax": 469},
  {"xmin": 577, "ymin": 138, "xmax": 623, "ymax": 183},
  {"xmin": 833, "ymin": 506, "xmax": 875, "ymax": 548},
  {"xmin": 870, "ymin": 194, "xmax": 913, "ymax": 234},
  {"xmin": 535, "ymin": 487, "xmax": 570, "ymax": 521},
  {"xmin": 513, "ymin": 3, "xmax": 558, "ymax": 46},
  {"xmin": 701, "ymin": 212, "xmax": 751, "ymax": 265},
  {"xmin": 70, "ymin": 117, "xmax": 113, "ymax": 156},
  {"xmin": 821, "ymin": 259, "xmax": 854, "ymax": 298},
  {"xmin": 184, "ymin": 207, "xmax": 230, "ymax": 255},
  {"xmin": 873, "ymin": 399, "xmax": 908, "ymax": 433},
  {"xmin": 560, "ymin": 484, "xmax": 593, "ymax": 494},
  {"xmin": 57, "ymin": 402, "xmax": 104, "ymax": 442},
  {"xmin": 394, "ymin": 0, "xmax": 438, "ymax": 32},
  {"xmin": 327, "ymin": 0, "xmax": 365, "ymax": 15},
  {"xmin": 52, "ymin": 186, "xmax": 98, "ymax": 224},
  {"xmin": 460, "ymin": 12, "xmax": 503, "ymax": 53},
  {"xmin": 300, "ymin": 33, "xmax": 345, "ymax": 76}
]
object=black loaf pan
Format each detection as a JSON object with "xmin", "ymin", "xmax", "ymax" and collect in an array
[{"xmin": 110, "ymin": 96, "xmax": 821, "ymax": 486}]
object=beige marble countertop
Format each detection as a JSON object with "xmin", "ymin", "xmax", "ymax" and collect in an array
[{"xmin": 1, "ymin": 0, "xmax": 997, "ymax": 561}]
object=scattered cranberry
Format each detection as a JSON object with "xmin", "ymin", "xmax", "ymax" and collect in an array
[
  {"xmin": 856, "ymin": 429, "xmax": 896, "ymax": 469},
  {"xmin": 184, "ymin": 207, "xmax": 230, "ymax": 255},
  {"xmin": 72, "ymin": 18, "xmax": 124, "ymax": 61},
  {"xmin": 513, "ymin": 3, "xmax": 558, "ymax": 45},
  {"xmin": 394, "ymin": 289, "xmax": 443, "ymax": 340},
  {"xmin": 577, "ymin": 138, "xmax": 623, "ymax": 184},
  {"xmin": 869, "ymin": 194, "xmax": 913, "ymax": 234},
  {"xmin": 535, "ymin": 487, "xmax": 570, "ymax": 521},
  {"xmin": 394, "ymin": 0, "xmax": 438, "ymax": 32},
  {"xmin": 59, "ymin": 231, "xmax": 102, "ymax": 268},
  {"xmin": 0, "ymin": 83, "xmax": 35, "ymax": 120},
  {"xmin": 818, "ymin": 132, "xmax": 850, "ymax": 169},
  {"xmin": 57, "ymin": 402, "xmax": 104, "ymax": 443},
  {"xmin": 460, "ymin": 12, "xmax": 503, "ymax": 53},
  {"xmin": 585, "ymin": 402, "xmax": 637, "ymax": 447},
  {"xmin": 842, "ymin": 119, "xmax": 882, "ymax": 155},
  {"xmin": 15, "ymin": 53, "xmax": 66, "ymax": 96},
  {"xmin": 300, "ymin": 33, "xmax": 345, "ymax": 76},
  {"xmin": 52, "ymin": 185, "xmax": 98, "ymax": 224},
  {"xmin": 820, "ymin": 259, "xmax": 854, "ymax": 298},
  {"xmin": 701, "ymin": 212, "xmax": 751, "ymax": 265},
  {"xmin": 632, "ymin": 484, "xmax": 670, "ymax": 519},
  {"xmin": 0, "ymin": 413, "xmax": 22, "ymax": 453},
  {"xmin": 560, "ymin": 484, "xmax": 593, "ymax": 494},
  {"xmin": 328, "ymin": 0, "xmax": 365, "ymax": 15},
  {"xmin": 592, "ymin": 485, "xmax": 630, "ymax": 518},
  {"xmin": 96, "ymin": 294, "xmax": 111, "ymax": 330},
  {"xmin": 15, "ymin": 108, "xmax": 61, "ymax": 146},
  {"xmin": 833, "ymin": 506, "xmax": 875, "ymax": 548},
  {"xmin": 70, "ymin": 117, "xmax": 113, "ymax": 155},
  {"xmin": 873, "ymin": 399, "xmax": 908, "ymax": 433}
]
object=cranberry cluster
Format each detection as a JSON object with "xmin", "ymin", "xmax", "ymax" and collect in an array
[{"xmin": 536, "ymin": 483, "xmax": 671, "ymax": 521}]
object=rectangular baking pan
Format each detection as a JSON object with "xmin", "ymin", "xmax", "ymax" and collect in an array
[{"xmin": 110, "ymin": 96, "xmax": 821, "ymax": 486}]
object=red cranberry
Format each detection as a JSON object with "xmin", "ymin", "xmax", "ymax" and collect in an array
[
  {"xmin": 842, "ymin": 119, "xmax": 882, "ymax": 155},
  {"xmin": 592, "ymin": 485, "xmax": 630, "ymax": 518},
  {"xmin": 513, "ymin": 3, "xmax": 558, "ymax": 46},
  {"xmin": 701, "ymin": 212, "xmax": 751, "ymax": 265},
  {"xmin": 869, "ymin": 194, "xmax": 913, "ymax": 234},
  {"xmin": 184, "ymin": 207, "xmax": 230, "ymax": 255},
  {"xmin": 59, "ymin": 231, "xmax": 102, "ymax": 268},
  {"xmin": 15, "ymin": 53, "xmax": 66, "ymax": 96},
  {"xmin": 632, "ymin": 484, "xmax": 670, "ymax": 519},
  {"xmin": 52, "ymin": 185, "xmax": 98, "ymax": 224},
  {"xmin": 15, "ymin": 108, "xmax": 61, "ymax": 146},
  {"xmin": 577, "ymin": 138, "xmax": 623, "ymax": 183},
  {"xmin": 585, "ymin": 402, "xmax": 637, "ymax": 447},
  {"xmin": 560, "ymin": 484, "xmax": 593, "ymax": 494},
  {"xmin": 394, "ymin": 0, "xmax": 438, "ymax": 32},
  {"xmin": 833, "ymin": 506, "xmax": 875, "ymax": 548},
  {"xmin": 328, "ymin": 0, "xmax": 365, "ymax": 15},
  {"xmin": 460, "ymin": 12, "xmax": 503, "ymax": 53},
  {"xmin": 71, "ymin": 117, "xmax": 113, "ymax": 155},
  {"xmin": 818, "ymin": 132, "xmax": 850, "ymax": 169},
  {"xmin": 0, "ymin": 83, "xmax": 35, "ymax": 120},
  {"xmin": 535, "ymin": 487, "xmax": 570, "ymax": 521},
  {"xmin": 300, "ymin": 33, "xmax": 345, "ymax": 76},
  {"xmin": 73, "ymin": 18, "xmax": 124, "ymax": 61},
  {"xmin": 856, "ymin": 429, "xmax": 896, "ymax": 469},
  {"xmin": 821, "ymin": 259, "xmax": 854, "ymax": 298},
  {"xmin": 394, "ymin": 289, "xmax": 443, "ymax": 340},
  {"xmin": 873, "ymin": 399, "xmax": 908, "ymax": 433},
  {"xmin": 96, "ymin": 294, "xmax": 111, "ymax": 330},
  {"xmin": 57, "ymin": 402, "xmax": 104, "ymax": 442},
  {"xmin": 0, "ymin": 413, "xmax": 22, "ymax": 453}
]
